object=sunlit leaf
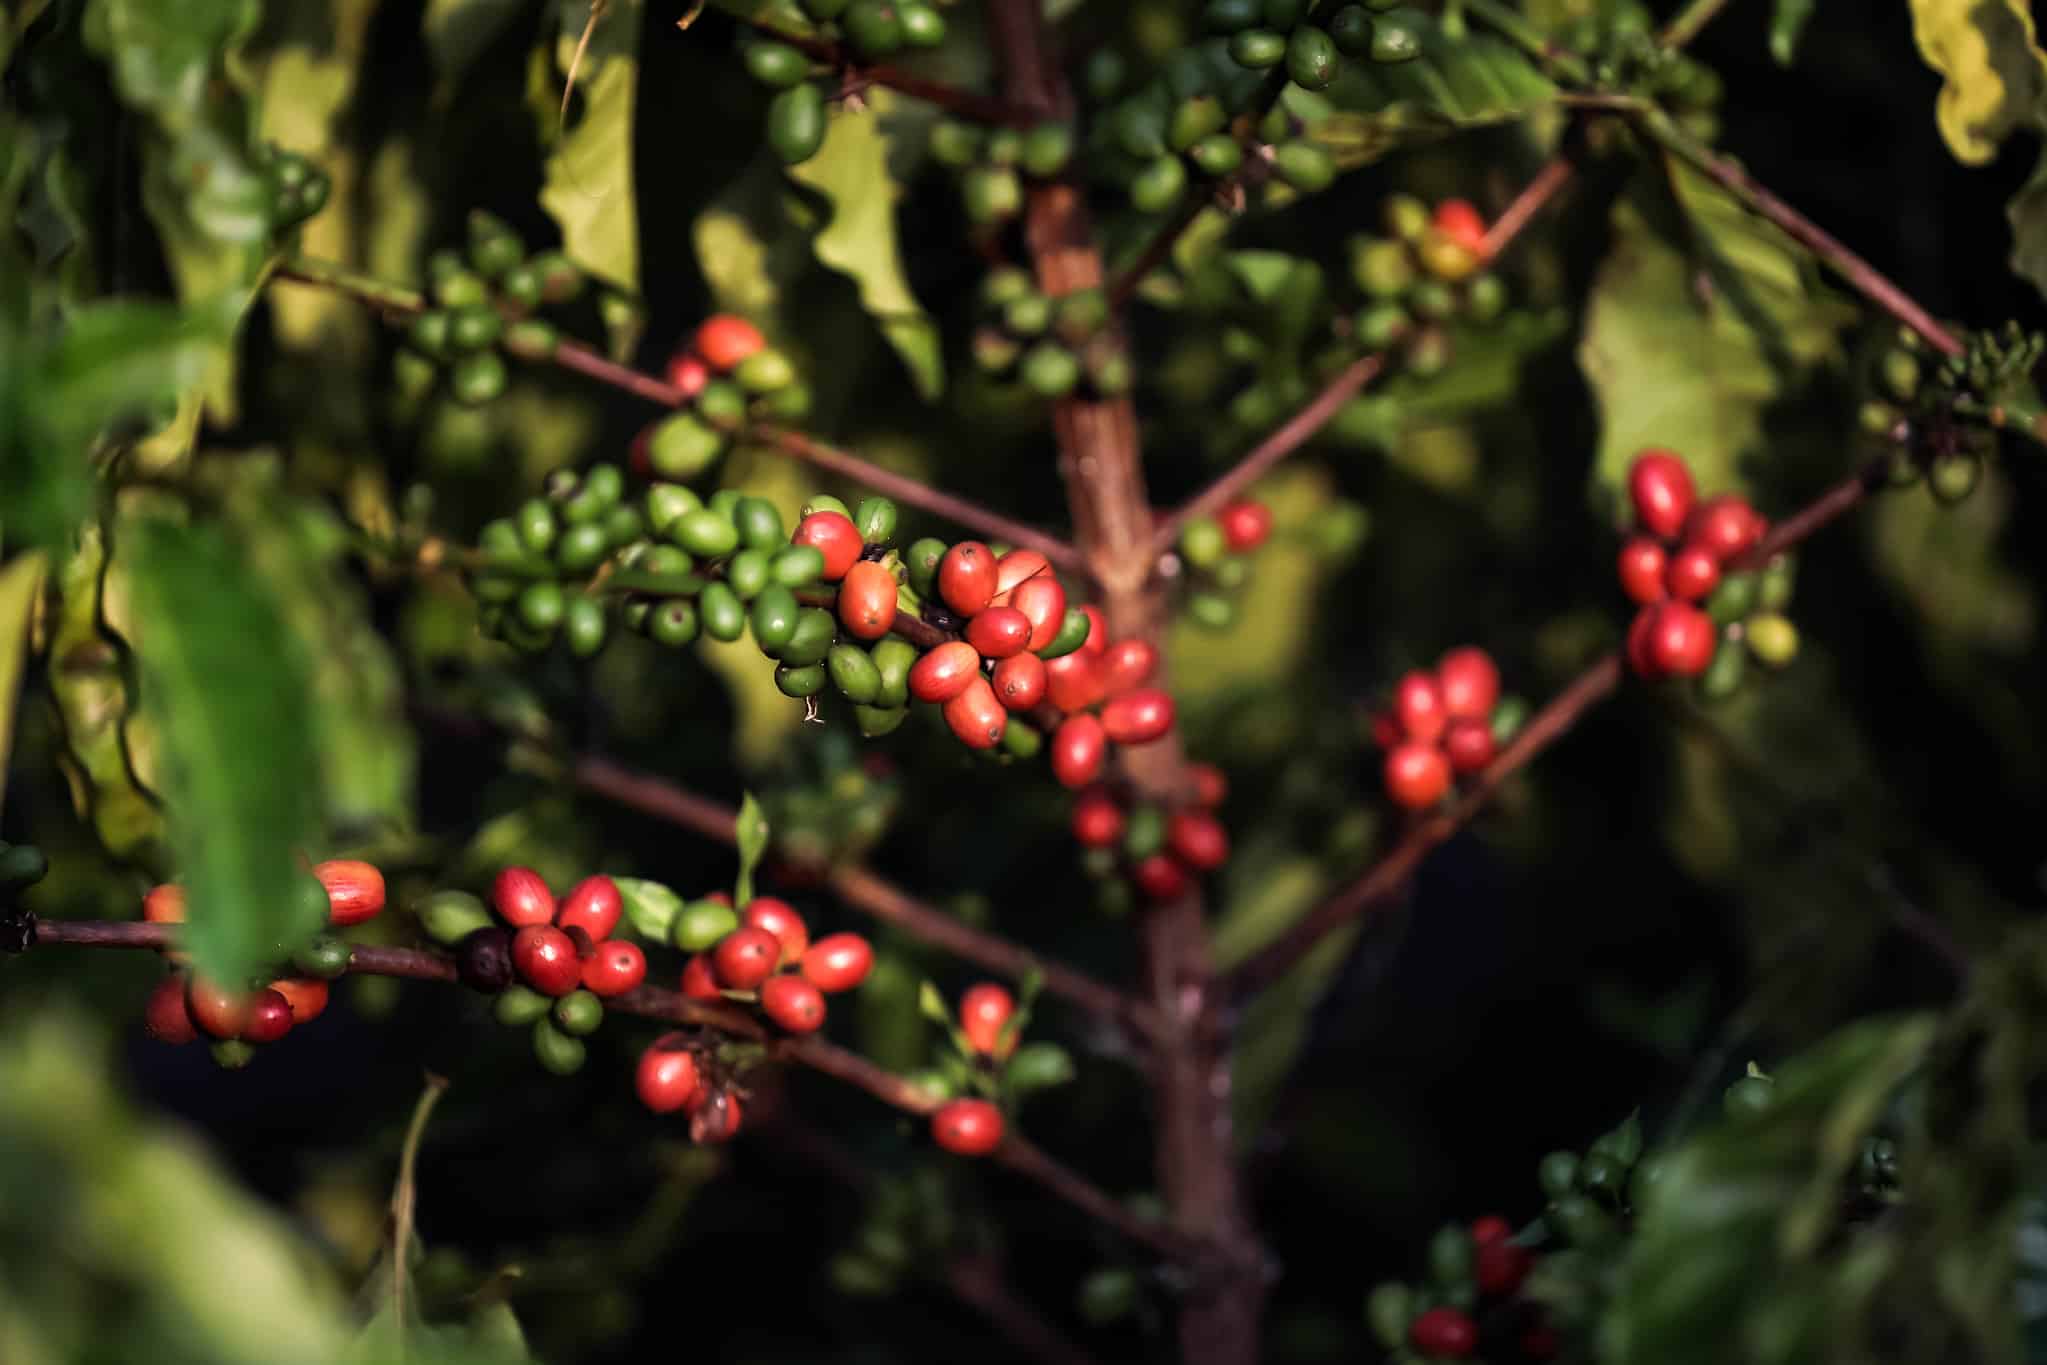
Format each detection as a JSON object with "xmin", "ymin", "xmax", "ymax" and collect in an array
[
  {"xmin": 1770, "ymin": 0, "xmax": 1819, "ymax": 65},
  {"xmin": 539, "ymin": 2, "xmax": 641, "ymax": 294},
  {"xmin": 1906, "ymin": 0, "xmax": 2047, "ymax": 165}
]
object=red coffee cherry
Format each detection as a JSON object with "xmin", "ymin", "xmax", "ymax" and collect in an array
[
  {"xmin": 694, "ymin": 314, "xmax": 765, "ymax": 371},
  {"xmin": 760, "ymin": 974, "xmax": 828, "ymax": 1033},
  {"xmin": 681, "ymin": 953, "xmax": 724, "ymax": 1001},
  {"xmin": 143, "ymin": 883, "xmax": 187, "ymax": 924},
  {"xmin": 636, "ymin": 1035, "xmax": 702, "ymax": 1113},
  {"xmin": 240, "ymin": 988, "xmax": 296, "ymax": 1044},
  {"xmin": 713, "ymin": 926, "xmax": 783, "ymax": 990},
  {"xmin": 959, "ymin": 983, "xmax": 1015, "ymax": 1056},
  {"xmin": 1190, "ymin": 762, "xmax": 1228, "ymax": 808},
  {"xmin": 1007, "ymin": 575, "xmax": 1068, "ymax": 651},
  {"xmin": 1050, "ymin": 714, "xmax": 1107, "ymax": 789},
  {"xmin": 1617, "ymin": 537, "xmax": 1668, "ymax": 605},
  {"xmin": 1626, "ymin": 603, "xmax": 1662, "ymax": 679},
  {"xmin": 909, "ymin": 641, "xmax": 983, "ymax": 703},
  {"xmin": 1470, "ymin": 1214, "xmax": 1512, "ymax": 1246},
  {"xmin": 1476, "ymin": 1240, "xmax": 1534, "ymax": 1296},
  {"xmin": 1443, "ymin": 717, "xmax": 1496, "ymax": 775},
  {"xmin": 938, "ymin": 541, "xmax": 997, "ymax": 616},
  {"xmin": 1078, "ymin": 605, "xmax": 1108, "ymax": 657},
  {"xmin": 1664, "ymin": 543, "xmax": 1721, "ymax": 601},
  {"xmin": 1218, "ymin": 498, "xmax": 1274, "ymax": 552},
  {"xmin": 1044, "ymin": 651, "xmax": 1105, "ymax": 713},
  {"xmin": 742, "ymin": 897, "xmax": 810, "ymax": 964},
  {"xmin": 943, "ymin": 676, "xmax": 1008, "ymax": 750},
  {"xmin": 1432, "ymin": 199, "xmax": 1487, "ymax": 253},
  {"xmin": 582, "ymin": 939, "xmax": 647, "ymax": 997},
  {"xmin": 513, "ymin": 925, "xmax": 583, "ymax": 996},
  {"xmin": 1410, "ymin": 1306, "xmax": 1479, "ymax": 1358},
  {"xmin": 1071, "ymin": 787, "xmax": 1125, "ymax": 846},
  {"xmin": 1688, "ymin": 493, "xmax": 1764, "ymax": 561},
  {"xmin": 556, "ymin": 875, "xmax": 622, "ymax": 941},
  {"xmin": 1628, "ymin": 449, "xmax": 1696, "ymax": 540},
  {"xmin": 186, "ymin": 976, "xmax": 253, "ymax": 1040},
  {"xmin": 1167, "ymin": 809, "xmax": 1230, "ymax": 870},
  {"xmin": 665, "ymin": 351, "xmax": 710, "ymax": 399},
  {"xmin": 991, "ymin": 549, "xmax": 1051, "ymax": 604},
  {"xmin": 1645, "ymin": 600, "xmax": 1716, "ymax": 677},
  {"xmin": 1392, "ymin": 670, "xmax": 1447, "ymax": 744},
  {"xmin": 270, "ymin": 977, "xmax": 330, "ymax": 1025},
  {"xmin": 315, "ymin": 859, "xmax": 386, "ymax": 925},
  {"xmin": 1435, "ymin": 646, "xmax": 1499, "ymax": 722},
  {"xmin": 689, "ymin": 1087, "xmax": 745, "ymax": 1144},
  {"xmin": 1097, "ymin": 638, "xmax": 1158, "ymax": 698},
  {"xmin": 492, "ymin": 866, "xmax": 556, "ymax": 928},
  {"xmin": 1132, "ymin": 853, "xmax": 1191, "ymax": 902},
  {"xmin": 966, "ymin": 605, "xmax": 1033, "ymax": 659},
  {"xmin": 144, "ymin": 974, "xmax": 199, "ymax": 1044},
  {"xmin": 1101, "ymin": 688, "xmax": 1175, "ymax": 745},
  {"xmin": 800, "ymin": 933, "xmax": 875, "ymax": 993},
  {"xmin": 792, "ymin": 511, "xmax": 862, "ymax": 582},
  {"xmin": 837, "ymin": 560, "xmax": 899, "ymax": 640},
  {"xmin": 932, "ymin": 1098, "xmax": 1005, "ymax": 1156},
  {"xmin": 1384, "ymin": 741, "xmax": 1452, "ymax": 810},
  {"xmin": 992, "ymin": 652, "xmax": 1048, "ymax": 711}
]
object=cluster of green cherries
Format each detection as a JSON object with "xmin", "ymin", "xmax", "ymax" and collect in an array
[
  {"xmin": 930, "ymin": 118, "xmax": 1075, "ymax": 229},
  {"xmin": 255, "ymin": 142, "xmax": 332, "ymax": 234},
  {"xmin": 1859, "ymin": 323, "xmax": 2036, "ymax": 505},
  {"xmin": 970, "ymin": 268, "xmax": 1130, "ymax": 400},
  {"xmin": 1551, "ymin": 0, "xmax": 1723, "ymax": 135},
  {"xmin": 397, "ymin": 211, "xmax": 585, "ymax": 407},
  {"xmin": 641, "ymin": 314, "xmax": 812, "ymax": 484},
  {"xmin": 1348, "ymin": 195, "xmax": 1509, "ymax": 375},
  {"xmin": 742, "ymin": 1, "xmax": 950, "ymax": 166}
]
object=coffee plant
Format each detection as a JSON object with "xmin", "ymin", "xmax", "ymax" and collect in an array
[{"xmin": 3, "ymin": 0, "xmax": 2047, "ymax": 1361}]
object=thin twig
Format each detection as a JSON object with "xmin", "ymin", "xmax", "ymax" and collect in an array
[
  {"xmin": 389, "ymin": 1071, "xmax": 450, "ymax": 1343},
  {"xmin": 1658, "ymin": 0, "xmax": 1736, "ymax": 51},
  {"xmin": 1478, "ymin": 155, "xmax": 1576, "ymax": 260}
]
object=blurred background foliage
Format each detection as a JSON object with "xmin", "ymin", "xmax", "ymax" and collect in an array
[{"xmin": 2, "ymin": 0, "xmax": 2047, "ymax": 1361}]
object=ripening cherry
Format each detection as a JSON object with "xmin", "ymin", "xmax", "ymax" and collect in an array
[
  {"xmin": 270, "ymin": 977, "xmax": 330, "ymax": 1025},
  {"xmin": 1626, "ymin": 603, "xmax": 1663, "ymax": 679},
  {"xmin": 1071, "ymin": 787, "xmax": 1125, "ymax": 847},
  {"xmin": 1078, "ymin": 605, "xmax": 1109, "ymax": 657},
  {"xmin": 681, "ymin": 952, "xmax": 723, "ymax": 1001},
  {"xmin": 1628, "ymin": 449, "xmax": 1696, "ymax": 540},
  {"xmin": 1617, "ymin": 537, "xmax": 1668, "ymax": 605},
  {"xmin": 1101, "ymin": 688, "xmax": 1175, "ymax": 745},
  {"xmin": 1168, "ymin": 809, "xmax": 1229, "ymax": 871},
  {"xmin": 1384, "ymin": 741, "xmax": 1452, "ymax": 810},
  {"xmin": 1219, "ymin": 499, "xmax": 1274, "ymax": 552},
  {"xmin": 665, "ymin": 351, "xmax": 710, "ymax": 398},
  {"xmin": 712, "ymin": 926, "xmax": 783, "ymax": 990},
  {"xmin": 690, "ymin": 1087, "xmax": 745, "ymax": 1144},
  {"xmin": 1442, "ymin": 718, "xmax": 1496, "ymax": 775},
  {"xmin": 966, "ymin": 605, "xmax": 1033, "ymax": 659},
  {"xmin": 240, "ymin": 988, "xmax": 296, "ymax": 1044},
  {"xmin": 992, "ymin": 652, "xmax": 1047, "ymax": 711},
  {"xmin": 1435, "ymin": 646, "xmax": 1500, "ymax": 722},
  {"xmin": 315, "ymin": 859, "xmax": 386, "ymax": 925},
  {"xmin": 1050, "ymin": 714, "xmax": 1108, "ymax": 789},
  {"xmin": 837, "ymin": 560, "xmax": 899, "ymax": 640},
  {"xmin": 938, "ymin": 541, "xmax": 997, "ymax": 616},
  {"xmin": 1410, "ymin": 1305, "xmax": 1479, "ymax": 1358},
  {"xmin": 909, "ymin": 641, "xmax": 982, "ymax": 704},
  {"xmin": 1008, "ymin": 575, "xmax": 1067, "ymax": 651},
  {"xmin": 636, "ymin": 1035, "xmax": 702, "ymax": 1113},
  {"xmin": 694, "ymin": 314, "xmax": 765, "ymax": 371},
  {"xmin": 1097, "ymin": 638, "xmax": 1158, "ymax": 698},
  {"xmin": 582, "ymin": 939, "xmax": 647, "ymax": 997},
  {"xmin": 991, "ymin": 549, "xmax": 1050, "ymax": 604},
  {"xmin": 186, "ymin": 976, "xmax": 253, "ymax": 1040},
  {"xmin": 1189, "ymin": 762, "xmax": 1228, "ymax": 808},
  {"xmin": 143, "ymin": 883, "xmax": 187, "ymax": 924},
  {"xmin": 1044, "ymin": 651, "xmax": 1104, "ymax": 713},
  {"xmin": 493, "ymin": 866, "xmax": 556, "ymax": 927},
  {"xmin": 1132, "ymin": 853, "xmax": 1191, "ymax": 902},
  {"xmin": 760, "ymin": 974, "xmax": 828, "ymax": 1033},
  {"xmin": 556, "ymin": 875, "xmax": 623, "ymax": 941},
  {"xmin": 513, "ymin": 925, "xmax": 583, "ymax": 996},
  {"xmin": 1432, "ymin": 199, "xmax": 1487, "ymax": 253},
  {"xmin": 1645, "ymin": 600, "xmax": 1717, "ymax": 677},
  {"xmin": 959, "ymin": 983, "xmax": 1015, "ymax": 1056},
  {"xmin": 1392, "ymin": 670, "xmax": 1447, "ymax": 744},
  {"xmin": 932, "ymin": 1098, "xmax": 1005, "ymax": 1156},
  {"xmin": 144, "ymin": 974, "xmax": 199, "ymax": 1044},
  {"xmin": 1476, "ymin": 1240, "xmax": 1534, "ymax": 1297},
  {"xmin": 1688, "ymin": 494, "xmax": 1764, "ymax": 561},
  {"xmin": 1470, "ymin": 1214, "xmax": 1512, "ymax": 1247},
  {"xmin": 742, "ymin": 897, "xmax": 810, "ymax": 964},
  {"xmin": 792, "ymin": 511, "xmax": 862, "ymax": 582},
  {"xmin": 800, "ymin": 933, "xmax": 875, "ymax": 993},
  {"xmin": 1664, "ymin": 543, "xmax": 1721, "ymax": 601},
  {"xmin": 943, "ymin": 677, "xmax": 1008, "ymax": 750}
]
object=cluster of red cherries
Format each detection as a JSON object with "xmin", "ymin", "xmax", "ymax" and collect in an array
[
  {"xmin": 674, "ymin": 893, "xmax": 876, "ymax": 1032},
  {"xmin": 1616, "ymin": 449, "xmax": 1768, "ymax": 679},
  {"xmin": 479, "ymin": 868, "xmax": 650, "ymax": 1000},
  {"xmin": 1368, "ymin": 647, "xmax": 1523, "ymax": 811},
  {"xmin": 1070, "ymin": 761, "xmax": 1230, "ymax": 903},
  {"xmin": 927, "ymin": 982, "xmax": 1020, "ymax": 1158},
  {"xmin": 1370, "ymin": 1215, "xmax": 1558, "ymax": 1362},
  {"xmin": 139, "ymin": 860, "xmax": 385, "ymax": 1065}
]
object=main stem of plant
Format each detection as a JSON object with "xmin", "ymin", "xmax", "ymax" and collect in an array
[{"xmin": 988, "ymin": 4, "xmax": 1264, "ymax": 1361}]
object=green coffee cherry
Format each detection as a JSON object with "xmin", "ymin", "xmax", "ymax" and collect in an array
[
  {"xmin": 1488, "ymin": 694, "xmax": 1527, "ymax": 744},
  {"xmin": 449, "ymin": 350, "xmax": 508, "ymax": 405},
  {"xmin": 646, "ymin": 413, "xmax": 726, "ymax": 480},
  {"xmin": 904, "ymin": 537, "xmax": 946, "ymax": 596},
  {"xmin": 1228, "ymin": 28, "xmax": 1287, "ymax": 68},
  {"xmin": 1352, "ymin": 237, "xmax": 1416, "ymax": 298},
  {"xmin": 1130, "ymin": 154, "xmax": 1188, "ymax": 213},
  {"xmin": 495, "ymin": 985, "xmax": 553, "ymax": 1026},
  {"xmin": 435, "ymin": 269, "xmax": 489, "ymax": 310},
  {"xmin": 532, "ymin": 1018, "xmax": 587, "ymax": 1074},
  {"xmin": 564, "ymin": 595, "xmax": 608, "ymax": 658},
  {"xmin": 1021, "ymin": 123, "xmax": 1073, "ymax": 177},
  {"xmin": 1113, "ymin": 100, "xmax": 1169, "ymax": 160},
  {"xmin": 1537, "ymin": 1150, "xmax": 1579, "ymax": 1199},
  {"xmin": 1021, "ymin": 341, "xmax": 1082, "ymax": 398},
  {"xmin": 842, "ymin": 0, "xmax": 904, "ymax": 56},
  {"xmin": 930, "ymin": 121, "xmax": 983, "ymax": 167},
  {"xmin": 1927, "ymin": 450, "xmax": 1983, "ymax": 503},
  {"xmin": 745, "ymin": 41, "xmax": 809, "ymax": 88},
  {"xmin": 1003, "ymin": 293, "xmax": 1052, "ymax": 337},
  {"xmin": 1168, "ymin": 96, "xmax": 1227, "ymax": 153},
  {"xmin": 872, "ymin": 636, "xmax": 917, "ymax": 705},
  {"xmin": 802, "ymin": 492, "xmax": 850, "ymax": 519},
  {"xmin": 1370, "ymin": 8, "xmax": 1426, "ymax": 61},
  {"xmin": 828, "ymin": 642, "xmax": 883, "ymax": 703},
  {"xmin": 293, "ymin": 935, "xmax": 353, "ymax": 980},
  {"xmin": 697, "ymin": 379, "xmax": 748, "ymax": 428},
  {"xmin": 1355, "ymin": 302, "xmax": 1410, "ymax": 350},
  {"xmin": 1205, "ymin": 0, "xmax": 1262, "ymax": 31},
  {"xmin": 771, "ymin": 543, "xmax": 827, "ymax": 587},
  {"xmin": 854, "ymin": 703, "xmax": 908, "ymax": 737},
  {"xmin": 1705, "ymin": 571, "xmax": 1759, "ymax": 625},
  {"xmin": 1758, "ymin": 554, "xmax": 1796, "ymax": 611},
  {"xmin": 1287, "ymin": 26, "xmax": 1340, "ymax": 89},
  {"xmin": 737, "ymin": 347, "xmax": 795, "ymax": 394},
  {"xmin": 1122, "ymin": 804, "xmax": 1167, "ymax": 860},
  {"xmin": 726, "ymin": 549, "xmax": 771, "ymax": 601},
  {"xmin": 751, "ymin": 586, "xmax": 802, "ymax": 654},
  {"xmin": 1744, "ymin": 613, "xmax": 1799, "ymax": 668},
  {"xmin": 1053, "ymin": 289, "xmax": 1109, "ymax": 344},
  {"xmin": 674, "ymin": 899, "xmax": 741, "ymax": 952},
  {"xmin": 674, "ymin": 508, "xmax": 741, "ymax": 559},
  {"xmin": 982, "ymin": 265, "xmax": 1034, "ymax": 309},
  {"xmin": 1879, "ymin": 348, "xmax": 1920, "ymax": 401},
  {"xmin": 1329, "ymin": 5, "xmax": 1374, "ymax": 54},
  {"xmin": 552, "ymin": 522, "xmax": 608, "ymax": 573},
  {"xmin": 1189, "ymin": 134, "xmax": 1243, "ymax": 177},
  {"xmin": 1698, "ymin": 634, "xmax": 1747, "ymax": 701},
  {"xmin": 1548, "ymin": 1193, "xmax": 1616, "ymax": 1247},
  {"xmin": 1382, "ymin": 193, "xmax": 1430, "ymax": 241},
  {"xmin": 1188, "ymin": 593, "xmax": 1235, "ymax": 629},
  {"xmin": 554, "ymin": 989, "xmax": 605, "ymax": 1036},
  {"xmin": 779, "ymin": 607, "xmax": 838, "ymax": 667},
  {"xmin": 776, "ymin": 663, "xmax": 828, "ymax": 698},
  {"xmin": 1181, "ymin": 518, "xmax": 1228, "ymax": 568},
  {"xmin": 734, "ymin": 497, "xmax": 786, "ymax": 550},
  {"xmin": 699, "ymin": 582, "xmax": 746, "ymax": 641},
  {"xmin": 1273, "ymin": 141, "xmax": 1335, "ymax": 193},
  {"xmin": 767, "ymin": 82, "xmax": 828, "ymax": 166},
  {"xmin": 1409, "ymin": 279, "xmax": 1456, "ymax": 322},
  {"xmin": 963, "ymin": 166, "xmax": 1024, "ymax": 223},
  {"xmin": 1084, "ymin": 48, "xmax": 1126, "ymax": 100},
  {"xmin": 531, "ymin": 250, "xmax": 583, "ymax": 303},
  {"xmin": 1466, "ymin": 273, "xmax": 1507, "ymax": 323},
  {"xmin": 1427, "ymin": 1225, "xmax": 1474, "ymax": 1285},
  {"xmin": 1366, "ymin": 1282, "xmax": 1411, "ymax": 1350},
  {"xmin": 649, "ymin": 599, "xmax": 700, "ymax": 647}
]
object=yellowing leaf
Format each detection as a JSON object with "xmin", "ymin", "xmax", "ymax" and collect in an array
[{"xmin": 1907, "ymin": 0, "xmax": 2047, "ymax": 165}]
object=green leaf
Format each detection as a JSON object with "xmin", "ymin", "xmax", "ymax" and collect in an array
[
  {"xmin": 126, "ymin": 520, "xmax": 324, "ymax": 986},
  {"xmin": 733, "ymin": 789, "xmax": 769, "ymax": 905},
  {"xmin": 539, "ymin": 2, "xmax": 642, "ymax": 294},
  {"xmin": 1907, "ymin": 0, "xmax": 2047, "ymax": 165},
  {"xmin": 1578, "ymin": 166, "xmax": 1851, "ymax": 515},
  {"xmin": 2011, "ymin": 149, "xmax": 2047, "ymax": 305},
  {"xmin": 614, "ymin": 876, "xmax": 684, "ymax": 941},
  {"xmin": 1312, "ymin": 33, "xmax": 1556, "ymax": 173},
  {"xmin": 0, "ymin": 552, "xmax": 46, "ymax": 813},
  {"xmin": 1003, "ymin": 1041, "xmax": 1076, "ymax": 1099},
  {"xmin": 917, "ymin": 979, "xmax": 952, "ymax": 1028},
  {"xmin": 1769, "ymin": 0, "xmax": 1818, "ymax": 65},
  {"xmin": 785, "ymin": 89, "xmax": 944, "ymax": 400}
]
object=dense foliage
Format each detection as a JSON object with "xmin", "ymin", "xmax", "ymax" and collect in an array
[{"xmin": 3, "ymin": 0, "xmax": 2047, "ymax": 1362}]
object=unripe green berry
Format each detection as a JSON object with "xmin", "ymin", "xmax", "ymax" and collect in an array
[
  {"xmin": 1021, "ymin": 123, "xmax": 1074, "ymax": 177},
  {"xmin": 450, "ymin": 350, "xmax": 509, "ymax": 405},
  {"xmin": 744, "ymin": 41, "xmax": 810, "ymax": 88},
  {"xmin": 1021, "ymin": 341, "xmax": 1082, "ymax": 398},
  {"xmin": 1130, "ymin": 154, "xmax": 1188, "ymax": 213},
  {"xmin": 1189, "ymin": 134, "xmax": 1243, "ymax": 177},
  {"xmin": 1744, "ymin": 613, "xmax": 1800, "ymax": 667},
  {"xmin": 1286, "ymin": 26, "xmax": 1340, "ymax": 89},
  {"xmin": 1228, "ymin": 28, "xmax": 1287, "ymax": 69},
  {"xmin": 1272, "ymin": 141, "xmax": 1335, "ymax": 193}
]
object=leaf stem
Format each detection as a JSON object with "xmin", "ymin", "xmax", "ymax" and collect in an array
[
  {"xmin": 1658, "ymin": 0, "xmax": 1736, "ymax": 51},
  {"xmin": 389, "ymin": 1071, "xmax": 450, "ymax": 1343}
]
